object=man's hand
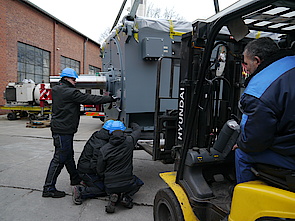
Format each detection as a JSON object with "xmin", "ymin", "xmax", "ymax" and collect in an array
[
  {"xmin": 111, "ymin": 95, "xmax": 120, "ymax": 102},
  {"xmin": 232, "ymin": 144, "xmax": 239, "ymax": 150}
]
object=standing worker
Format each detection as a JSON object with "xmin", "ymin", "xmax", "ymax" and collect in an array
[
  {"xmin": 42, "ymin": 68, "xmax": 115, "ymax": 198},
  {"xmin": 234, "ymin": 37, "xmax": 295, "ymax": 183}
]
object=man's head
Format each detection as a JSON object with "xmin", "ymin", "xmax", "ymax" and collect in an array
[
  {"xmin": 102, "ymin": 120, "xmax": 126, "ymax": 134},
  {"xmin": 60, "ymin": 68, "xmax": 78, "ymax": 86},
  {"xmin": 243, "ymin": 37, "xmax": 279, "ymax": 75}
]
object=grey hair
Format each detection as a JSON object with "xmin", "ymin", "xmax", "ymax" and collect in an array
[{"xmin": 244, "ymin": 37, "xmax": 279, "ymax": 61}]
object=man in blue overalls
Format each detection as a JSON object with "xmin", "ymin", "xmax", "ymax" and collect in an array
[{"xmin": 235, "ymin": 37, "xmax": 295, "ymax": 183}]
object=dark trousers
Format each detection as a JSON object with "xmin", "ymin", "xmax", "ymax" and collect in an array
[
  {"xmin": 44, "ymin": 133, "xmax": 80, "ymax": 190},
  {"xmin": 105, "ymin": 175, "xmax": 144, "ymax": 197},
  {"xmin": 79, "ymin": 173, "xmax": 106, "ymax": 199}
]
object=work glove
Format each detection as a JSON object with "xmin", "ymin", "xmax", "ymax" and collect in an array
[
  {"xmin": 109, "ymin": 92, "xmax": 120, "ymax": 102},
  {"xmin": 111, "ymin": 95, "xmax": 120, "ymax": 102}
]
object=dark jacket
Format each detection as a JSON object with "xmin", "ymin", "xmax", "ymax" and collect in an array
[
  {"xmin": 50, "ymin": 79, "xmax": 113, "ymax": 134},
  {"xmin": 96, "ymin": 123, "xmax": 141, "ymax": 187},
  {"xmin": 77, "ymin": 128, "xmax": 110, "ymax": 174},
  {"xmin": 237, "ymin": 50, "xmax": 295, "ymax": 156}
]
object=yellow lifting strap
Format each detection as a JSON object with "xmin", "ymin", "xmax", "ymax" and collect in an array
[
  {"xmin": 133, "ymin": 22, "xmax": 139, "ymax": 43},
  {"xmin": 115, "ymin": 28, "xmax": 121, "ymax": 41},
  {"xmin": 255, "ymin": 31, "xmax": 261, "ymax": 39},
  {"xmin": 159, "ymin": 171, "xmax": 199, "ymax": 221},
  {"xmin": 169, "ymin": 20, "xmax": 185, "ymax": 39}
]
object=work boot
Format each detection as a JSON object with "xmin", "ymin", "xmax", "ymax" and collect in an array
[
  {"xmin": 121, "ymin": 194, "xmax": 133, "ymax": 209},
  {"xmin": 105, "ymin": 194, "xmax": 119, "ymax": 213},
  {"xmin": 42, "ymin": 187, "xmax": 66, "ymax": 198},
  {"xmin": 72, "ymin": 186, "xmax": 83, "ymax": 205}
]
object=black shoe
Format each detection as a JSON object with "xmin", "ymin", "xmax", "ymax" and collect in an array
[
  {"xmin": 121, "ymin": 195, "xmax": 133, "ymax": 209},
  {"xmin": 42, "ymin": 189, "xmax": 66, "ymax": 198},
  {"xmin": 72, "ymin": 186, "xmax": 83, "ymax": 205},
  {"xmin": 105, "ymin": 194, "xmax": 119, "ymax": 213}
]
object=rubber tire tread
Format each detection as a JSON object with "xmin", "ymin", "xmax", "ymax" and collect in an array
[{"xmin": 153, "ymin": 187, "xmax": 184, "ymax": 221}]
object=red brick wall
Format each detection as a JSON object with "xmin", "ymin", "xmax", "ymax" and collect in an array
[
  {"xmin": 0, "ymin": 0, "xmax": 102, "ymax": 114},
  {"xmin": 0, "ymin": 1, "xmax": 9, "ymax": 109},
  {"xmin": 87, "ymin": 40, "xmax": 102, "ymax": 73}
]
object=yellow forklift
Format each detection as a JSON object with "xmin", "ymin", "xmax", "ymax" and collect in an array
[{"xmin": 152, "ymin": 0, "xmax": 295, "ymax": 220}]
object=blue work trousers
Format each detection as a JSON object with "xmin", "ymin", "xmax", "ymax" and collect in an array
[
  {"xmin": 235, "ymin": 148, "xmax": 295, "ymax": 184},
  {"xmin": 79, "ymin": 173, "xmax": 106, "ymax": 199},
  {"xmin": 44, "ymin": 134, "xmax": 80, "ymax": 190}
]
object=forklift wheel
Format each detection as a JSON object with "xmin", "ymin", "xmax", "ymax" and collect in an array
[
  {"xmin": 153, "ymin": 188, "xmax": 184, "ymax": 221},
  {"xmin": 29, "ymin": 114, "xmax": 36, "ymax": 121},
  {"xmin": 7, "ymin": 112, "xmax": 17, "ymax": 120}
]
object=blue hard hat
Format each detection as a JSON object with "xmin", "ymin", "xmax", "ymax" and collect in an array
[
  {"xmin": 103, "ymin": 120, "xmax": 126, "ymax": 134},
  {"xmin": 102, "ymin": 120, "xmax": 115, "ymax": 131},
  {"xmin": 60, "ymin": 68, "xmax": 79, "ymax": 79}
]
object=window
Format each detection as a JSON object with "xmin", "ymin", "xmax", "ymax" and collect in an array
[
  {"xmin": 89, "ymin": 65, "xmax": 101, "ymax": 75},
  {"xmin": 60, "ymin": 56, "xmax": 80, "ymax": 74},
  {"xmin": 17, "ymin": 42, "xmax": 50, "ymax": 83}
]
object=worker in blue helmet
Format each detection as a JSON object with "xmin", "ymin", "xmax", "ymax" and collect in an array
[
  {"xmin": 72, "ymin": 121, "xmax": 114, "ymax": 205},
  {"xmin": 42, "ymin": 68, "xmax": 116, "ymax": 198},
  {"xmin": 60, "ymin": 67, "xmax": 79, "ymax": 79},
  {"xmin": 101, "ymin": 119, "xmax": 115, "ymax": 131},
  {"xmin": 72, "ymin": 119, "xmax": 125, "ymax": 205},
  {"xmin": 104, "ymin": 120, "xmax": 126, "ymax": 133},
  {"xmin": 72, "ymin": 120, "xmax": 144, "ymax": 213}
]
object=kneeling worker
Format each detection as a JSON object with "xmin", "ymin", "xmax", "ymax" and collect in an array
[
  {"xmin": 72, "ymin": 120, "xmax": 115, "ymax": 205},
  {"xmin": 98, "ymin": 120, "xmax": 144, "ymax": 213}
]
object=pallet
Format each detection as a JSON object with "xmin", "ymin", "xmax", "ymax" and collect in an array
[{"xmin": 26, "ymin": 120, "xmax": 51, "ymax": 128}]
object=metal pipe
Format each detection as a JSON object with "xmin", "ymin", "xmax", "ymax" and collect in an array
[{"xmin": 83, "ymin": 38, "xmax": 88, "ymax": 74}]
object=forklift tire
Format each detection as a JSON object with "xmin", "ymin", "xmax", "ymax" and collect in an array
[
  {"xmin": 153, "ymin": 188, "xmax": 184, "ymax": 221},
  {"xmin": 29, "ymin": 114, "xmax": 36, "ymax": 121},
  {"xmin": 7, "ymin": 112, "xmax": 17, "ymax": 120}
]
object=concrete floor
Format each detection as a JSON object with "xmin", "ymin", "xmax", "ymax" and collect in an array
[{"xmin": 0, "ymin": 115, "xmax": 174, "ymax": 221}]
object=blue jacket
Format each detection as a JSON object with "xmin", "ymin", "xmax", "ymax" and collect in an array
[{"xmin": 237, "ymin": 50, "xmax": 295, "ymax": 157}]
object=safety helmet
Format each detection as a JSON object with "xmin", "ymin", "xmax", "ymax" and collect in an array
[
  {"xmin": 102, "ymin": 120, "xmax": 115, "ymax": 131},
  {"xmin": 103, "ymin": 120, "xmax": 126, "ymax": 134},
  {"xmin": 60, "ymin": 68, "xmax": 79, "ymax": 79}
]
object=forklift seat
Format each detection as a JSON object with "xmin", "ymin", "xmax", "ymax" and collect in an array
[{"xmin": 251, "ymin": 163, "xmax": 295, "ymax": 193}]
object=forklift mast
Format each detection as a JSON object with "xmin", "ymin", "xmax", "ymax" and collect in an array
[{"xmin": 175, "ymin": 25, "xmax": 244, "ymax": 179}]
